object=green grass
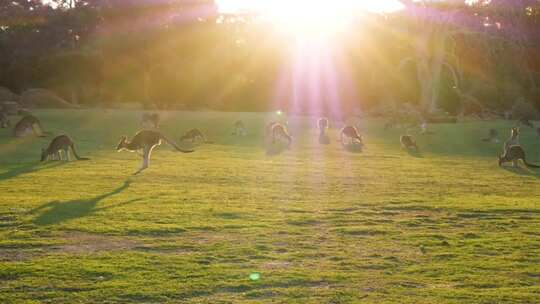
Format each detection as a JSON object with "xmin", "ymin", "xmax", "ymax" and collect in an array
[{"xmin": 1, "ymin": 110, "xmax": 540, "ymax": 303}]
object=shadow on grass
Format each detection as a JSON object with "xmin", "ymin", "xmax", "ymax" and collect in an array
[
  {"xmin": 265, "ymin": 143, "xmax": 289, "ymax": 156},
  {"xmin": 343, "ymin": 143, "xmax": 363, "ymax": 153},
  {"xmin": 30, "ymin": 180, "xmax": 139, "ymax": 226},
  {"xmin": 318, "ymin": 134, "xmax": 331, "ymax": 145},
  {"xmin": 0, "ymin": 161, "xmax": 66, "ymax": 181},
  {"xmin": 406, "ymin": 149, "xmax": 424, "ymax": 158},
  {"xmin": 501, "ymin": 166, "xmax": 540, "ymax": 178}
]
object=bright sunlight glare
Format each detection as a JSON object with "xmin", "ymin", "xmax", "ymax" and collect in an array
[{"xmin": 217, "ymin": 0, "xmax": 405, "ymax": 37}]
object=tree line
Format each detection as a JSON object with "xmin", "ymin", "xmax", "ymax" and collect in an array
[{"xmin": 0, "ymin": 0, "xmax": 539, "ymax": 116}]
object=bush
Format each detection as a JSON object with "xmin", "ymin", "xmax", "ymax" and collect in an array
[
  {"xmin": 0, "ymin": 87, "xmax": 18, "ymax": 102},
  {"xmin": 512, "ymin": 99, "xmax": 540, "ymax": 120},
  {"xmin": 19, "ymin": 89, "xmax": 78, "ymax": 108}
]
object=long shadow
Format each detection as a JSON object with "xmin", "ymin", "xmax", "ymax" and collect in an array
[
  {"xmin": 406, "ymin": 149, "xmax": 424, "ymax": 158},
  {"xmin": 30, "ymin": 181, "xmax": 138, "ymax": 226},
  {"xmin": 502, "ymin": 166, "xmax": 540, "ymax": 178},
  {"xmin": 265, "ymin": 143, "xmax": 289, "ymax": 156},
  {"xmin": 0, "ymin": 162, "xmax": 66, "ymax": 181},
  {"xmin": 343, "ymin": 143, "xmax": 363, "ymax": 154}
]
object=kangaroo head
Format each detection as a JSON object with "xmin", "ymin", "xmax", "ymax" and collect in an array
[
  {"xmin": 511, "ymin": 127, "xmax": 519, "ymax": 138},
  {"xmin": 116, "ymin": 136, "xmax": 127, "ymax": 151}
]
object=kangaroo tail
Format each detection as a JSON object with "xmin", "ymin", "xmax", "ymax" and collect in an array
[
  {"xmin": 523, "ymin": 158, "xmax": 540, "ymax": 168},
  {"xmin": 70, "ymin": 143, "xmax": 90, "ymax": 160},
  {"xmin": 161, "ymin": 134, "xmax": 194, "ymax": 153}
]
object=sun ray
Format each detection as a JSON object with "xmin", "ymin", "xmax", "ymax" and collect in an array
[{"xmin": 216, "ymin": 0, "xmax": 405, "ymax": 38}]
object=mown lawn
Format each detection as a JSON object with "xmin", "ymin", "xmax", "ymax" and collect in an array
[{"xmin": 0, "ymin": 110, "xmax": 539, "ymax": 303}]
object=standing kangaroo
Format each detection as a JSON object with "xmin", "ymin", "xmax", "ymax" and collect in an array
[
  {"xmin": 504, "ymin": 127, "xmax": 520, "ymax": 153},
  {"xmin": 232, "ymin": 120, "xmax": 247, "ymax": 136},
  {"xmin": 318, "ymin": 117, "xmax": 330, "ymax": 144},
  {"xmin": 41, "ymin": 135, "xmax": 89, "ymax": 161},
  {"xmin": 13, "ymin": 115, "xmax": 47, "ymax": 137},
  {"xmin": 318, "ymin": 117, "xmax": 329, "ymax": 134},
  {"xmin": 117, "ymin": 130, "xmax": 193, "ymax": 175},
  {"xmin": 499, "ymin": 145, "xmax": 540, "ymax": 168}
]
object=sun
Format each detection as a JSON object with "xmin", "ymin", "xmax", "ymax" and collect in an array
[{"xmin": 216, "ymin": 0, "xmax": 404, "ymax": 38}]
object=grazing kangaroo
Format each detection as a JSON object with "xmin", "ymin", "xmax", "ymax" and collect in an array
[
  {"xmin": 180, "ymin": 128, "xmax": 213, "ymax": 144},
  {"xmin": 271, "ymin": 123, "xmax": 292, "ymax": 147},
  {"xmin": 499, "ymin": 145, "xmax": 540, "ymax": 168},
  {"xmin": 504, "ymin": 128, "xmax": 520, "ymax": 152},
  {"xmin": 518, "ymin": 117, "xmax": 534, "ymax": 128},
  {"xmin": 141, "ymin": 113, "xmax": 160, "ymax": 129},
  {"xmin": 340, "ymin": 126, "xmax": 363, "ymax": 146},
  {"xmin": 482, "ymin": 129, "xmax": 499, "ymax": 143},
  {"xmin": 232, "ymin": 120, "xmax": 247, "ymax": 136},
  {"xmin": 41, "ymin": 135, "xmax": 89, "ymax": 161},
  {"xmin": 13, "ymin": 115, "xmax": 47, "ymax": 137},
  {"xmin": 0, "ymin": 110, "xmax": 10, "ymax": 128},
  {"xmin": 400, "ymin": 135, "xmax": 418, "ymax": 151},
  {"xmin": 117, "ymin": 130, "xmax": 193, "ymax": 175}
]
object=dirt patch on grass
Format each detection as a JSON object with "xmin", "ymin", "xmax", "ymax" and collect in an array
[
  {"xmin": 261, "ymin": 261, "xmax": 292, "ymax": 270},
  {"xmin": 52, "ymin": 232, "xmax": 140, "ymax": 254},
  {"xmin": 0, "ymin": 249, "xmax": 36, "ymax": 262}
]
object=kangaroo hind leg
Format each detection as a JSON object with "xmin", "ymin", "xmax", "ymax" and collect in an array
[{"xmin": 134, "ymin": 145, "xmax": 153, "ymax": 175}]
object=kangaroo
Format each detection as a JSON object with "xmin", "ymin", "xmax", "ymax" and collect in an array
[
  {"xmin": 271, "ymin": 123, "xmax": 292, "ymax": 147},
  {"xmin": 504, "ymin": 127, "xmax": 520, "ymax": 152},
  {"xmin": 180, "ymin": 128, "xmax": 213, "ymax": 144},
  {"xmin": 318, "ymin": 117, "xmax": 329, "ymax": 135},
  {"xmin": 400, "ymin": 135, "xmax": 418, "ymax": 151},
  {"xmin": 499, "ymin": 145, "xmax": 540, "ymax": 168},
  {"xmin": 384, "ymin": 121, "xmax": 395, "ymax": 130},
  {"xmin": 340, "ymin": 126, "xmax": 363, "ymax": 146},
  {"xmin": 117, "ymin": 130, "xmax": 193, "ymax": 175},
  {"xmin": 141, "ymin": 113, "xmax": 160, "ymax": 129},
  {"xmin": 41, "ymin": 135, "xmax": 89, "ymax": 161},
  {"xmin": 482, "ymin": 129, "xmax": 499, "ymax": 143},
  {"xmin": 318, "ymin": 117, "xmax": 330, "ymax": 144},
  {"xmin": 518, "ymin": 117, "xmax": 534, "ymax": 128},
  {"xmin": 266, "ymin": 121, "xmax": 278, "ymax": 137},
  {"xmin": 232, "ymin": 120, "xmax": 247, "ymax": 136},
  {"xmin": 0, "ymin": 110, "xmax": 10, "ymax": 128},
  {"xmin": 13, "ymin": 115, "xmax": 47, "ymax": 137}
]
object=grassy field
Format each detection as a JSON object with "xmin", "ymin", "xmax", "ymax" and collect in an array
[{"xmin": 1, "ymin": 110, "xmax": 540, "ymax": 304}]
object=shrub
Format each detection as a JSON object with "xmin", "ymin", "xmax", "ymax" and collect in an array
[
  {"xmin": 19, "ymin": 89, "xmax": 78, "ymax": 108},
  {"xmin": 0, "ymin": 87, "xmax": 18, "ymax": 102},
  {"xmin": 512, "ymin": 98, "xmax": 540, "ymax": 120}
]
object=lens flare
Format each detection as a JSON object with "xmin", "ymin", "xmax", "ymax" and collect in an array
[{"xmin": 217, "ymin": 0, "xmax": 404, "ymax": 38}]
